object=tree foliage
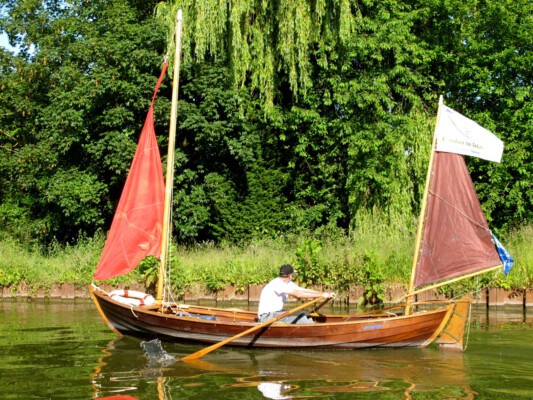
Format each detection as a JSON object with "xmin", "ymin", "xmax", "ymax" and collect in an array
[
  {"xmin": 0, "ymin": 0, "xmax": 530, "ymax": 247},
  {"xmin": 1, "ymin": 0, "xmax": 168, "ymax": 242}
]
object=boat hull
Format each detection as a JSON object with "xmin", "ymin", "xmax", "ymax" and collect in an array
[{"xmin": 89, "ymin": 285, "xmax": 466, "ymax": 350}]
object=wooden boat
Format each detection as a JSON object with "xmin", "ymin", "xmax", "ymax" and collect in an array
[{"xmin": 89, "ymin": 10, "xmax": 513, "ymax": 352}]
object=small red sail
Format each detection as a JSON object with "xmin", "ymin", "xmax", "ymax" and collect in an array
[
  {"xmin": 94, "ymin": 63, "xmax": 168, "ymax": 281},
  {"xmin": 414, "ymin": 152, "xmax": 502, "ymax": 287}
]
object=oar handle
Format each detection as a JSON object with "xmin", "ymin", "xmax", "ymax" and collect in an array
[
  {"xmin": 313, "ymin": 295, "xmax": 334, "ymax": 313},
  {"xmin": 180, "ymin": 296, "xmax": 323, "ymax": 361}
]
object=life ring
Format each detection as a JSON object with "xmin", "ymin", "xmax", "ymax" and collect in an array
[{"xmin": 108, "ymin": 290, "xmax": 156, "ymax": 307}]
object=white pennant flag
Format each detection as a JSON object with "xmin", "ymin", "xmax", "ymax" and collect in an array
[{"xmin": 435, "ymin": 105, "xmax": 504, "ymax": 163}]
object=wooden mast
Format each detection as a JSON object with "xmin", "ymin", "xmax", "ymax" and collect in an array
[
  {"xmin": 157, "ymin": 10, "xmax": 183, "ymax": 304},
  {"xmin": 405, "ymin": 95, "xmax": 443, "ymax": 315}
]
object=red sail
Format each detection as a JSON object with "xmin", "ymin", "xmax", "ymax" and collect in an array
[
  {"xmin": 94, "ymin": 63, "xmax": 168, "ymax": 280},
  {"xmin": 414, "ymin": 152, "xmax": 501, "ymax": 288}
]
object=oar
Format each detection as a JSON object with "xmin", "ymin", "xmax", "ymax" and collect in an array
[
  {"xmin": 180, "ymin": 296, "xmax": 324, "ymax": 361},
  {"xmin": 312, "ymin": 294, "xmax": 335, "ymax": 313}
]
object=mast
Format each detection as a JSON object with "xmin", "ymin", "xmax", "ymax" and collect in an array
[
  {"xmin": 405, "ymin": 95, "xmax": 443, "ymax": 315},
  {"xmin": 157, "ymin": 10, "xmax": 183, "ymax": 304}
]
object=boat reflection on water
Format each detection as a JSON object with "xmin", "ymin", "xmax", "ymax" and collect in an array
[
  {"xmin": 189, "ymin": 349, "xmax": 476, "ymax": 399},
  {"xmin": 92, "ymin": 337, "xmax": 477, "ymax": 399}
]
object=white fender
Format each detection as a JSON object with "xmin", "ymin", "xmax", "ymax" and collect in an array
[{"xmin": 108, "ymin": 290, "xmax": 156, "ymax": 307}]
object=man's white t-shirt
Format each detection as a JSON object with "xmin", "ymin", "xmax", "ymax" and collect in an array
[{"xmin": 257, "ymin": 278, "xmax": 300, "ymax": 316}]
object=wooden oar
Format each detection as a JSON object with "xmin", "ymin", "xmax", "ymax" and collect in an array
[
  {"xmin": 180, "ymin": 296, "xmax": 324, "ymax": 361},
  {"xmin": 312, "ymin": 295, "xmax": 334, "ymax": 313}
]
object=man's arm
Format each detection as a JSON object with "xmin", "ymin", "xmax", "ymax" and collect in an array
[{"xmin": 288, "ymin": 286, "xmax": 335, "ymax": 299}]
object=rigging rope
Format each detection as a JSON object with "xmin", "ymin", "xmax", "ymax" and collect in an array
[{"xmin": 429, "ymin": 189, "xmax": 490, "ymax": 231}]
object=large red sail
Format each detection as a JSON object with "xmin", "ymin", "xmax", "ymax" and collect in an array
[
  {"xmin": 94, "ymin": 63, "xmax": 168, "ymax": 280},
  {"xmin": 414, "ymin": 152, "xmax": 501, "ymax": 288}
]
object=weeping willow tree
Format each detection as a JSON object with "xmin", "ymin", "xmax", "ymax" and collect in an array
[
  {"xmin": 152, "ymin": 0, "xmax": 528, "ymax": 245},
  {"xmin": 153, "ymin": 0, "xmax": 437, "ymax": 238},
  {"xmin": 155, "ymin": 0, "xmax": 358, "ymax": 105}
]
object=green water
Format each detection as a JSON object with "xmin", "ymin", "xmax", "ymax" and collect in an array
[{"xmin": 1, "ymin": 299, "xmax": 532, "ymax": 399}]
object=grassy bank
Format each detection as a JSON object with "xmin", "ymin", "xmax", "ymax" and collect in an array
[{"xmin": 1, "ymin": 218, "xmax": 532, "ymax": 300}]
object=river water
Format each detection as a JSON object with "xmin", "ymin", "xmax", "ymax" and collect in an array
[{"xmin": 1, "ymin": 299, "xmax": 532, "ymax": 399}]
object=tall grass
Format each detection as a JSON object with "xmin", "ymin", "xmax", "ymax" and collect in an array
[
  {"xmin": 0, "ymin": 219, "xmax": 531, "ymax": 297},
  {"xmin": 172, "ymin": 239, "xmax": 294, "ymax": 295},
  {"xmin": 503, "ymin": 224, "xmax": 533, "ymax": 289},
  {"xmin": 0, "ymin": 235, "xmax": 104, "ymax": 294},
  {"xmin": 351, "ymin": 206, "xmax": 415, "ymax": 282}
]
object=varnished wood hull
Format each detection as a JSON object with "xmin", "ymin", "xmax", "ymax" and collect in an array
[{"xmin": 89, "ymin": 285, "xmax": 467, "ymax": 350}]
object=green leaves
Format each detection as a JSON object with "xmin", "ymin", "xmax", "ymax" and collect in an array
[
  {"xmin": 357, "ymin": 251, "xmax": 386, "ymax": 308},
  {"xmin": 43, "ymin": 167, "xmax": 106, "ymax": 227},
  {"xmin": 0, "ymin": 0, "xmax": 169, "ymax": 243},
  {"xmin": 0, "ymin": 0, "xmax": 530, "ymax": 249}
]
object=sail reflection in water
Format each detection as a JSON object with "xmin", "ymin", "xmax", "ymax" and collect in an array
[{"xmin": 92, "ymin": 337, "xmax": 476, "ymax": 399}]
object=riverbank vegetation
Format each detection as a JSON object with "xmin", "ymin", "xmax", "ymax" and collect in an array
[
  {"xmin": 1, "ymin": 0, "xmax": 531, "ymax": 299},
  {"xmin": 1, "ymin": 215, "xmax": 531, "ymax": 300}
]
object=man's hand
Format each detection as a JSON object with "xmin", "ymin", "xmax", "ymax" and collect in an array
[{"xmin": 322, "ymin": 292, "xmax": 336, "ymax": 299}]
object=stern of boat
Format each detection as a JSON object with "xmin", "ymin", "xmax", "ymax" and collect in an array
[{"xmin": 435, "ymin": 294, "xmax": 471, "ymax": 351}]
